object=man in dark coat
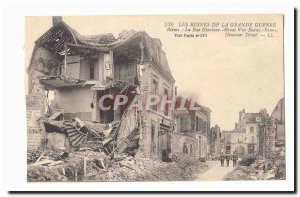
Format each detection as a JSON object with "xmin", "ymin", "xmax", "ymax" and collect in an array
[
  {"xmin": 232, "ymin": 151, "xmax": 238, "ymax": 167},
  {"xmin": 219, "ymin": 152, "xmax": 225, "ymax": 167},
  {"xmin": 225, "ymin": 154, "xmax": 231, "ymax": 167}
]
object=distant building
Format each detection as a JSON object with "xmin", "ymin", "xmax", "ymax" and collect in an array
[
  {"xmin": 209, "ymin": 125, "xmax": 222, "ymax": 155},
  {"xmin": 221, "ymin": 109, "xmax": 261, "ymax": 155},
  {"xmin": 172, "ymin": 97, "xmax": 211, "ymax": 158}
]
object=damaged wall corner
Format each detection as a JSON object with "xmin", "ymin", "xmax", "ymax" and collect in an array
[{"xmin": 26, "ymin": 79, "xmax": 48, "ymax": 150}]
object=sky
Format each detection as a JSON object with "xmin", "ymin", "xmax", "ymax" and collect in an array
[{"xmin": 25, "ymin": 15, "xmax": 284, "ymax": 130}]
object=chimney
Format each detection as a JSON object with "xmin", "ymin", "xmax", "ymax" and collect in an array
[
  {"xmin": 239, "ymin": 108, "xmax": 245, "ymax": 122},
  {"xmin": 52, "ymin": 16, "xmax": 62, "ymax": 26},
  {"xmin": 235, "ymin": 122, "xmax": 238, "ymax": 129}
]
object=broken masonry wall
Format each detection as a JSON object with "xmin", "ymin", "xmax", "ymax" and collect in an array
[
  {"xmin": 271, "ymin": 98, "xmax": 285, "ymax": 124},
  {"xmin": 135, "ymin": 111, "xmax": 150, "ymax": 158},
  {"xmin": 141, "ymin": 62, "xmax": 174, "ymax": 118},
  {"xmin": 136, "ymin": 62, "xmax": 174, "ymax": 158},
  {"xmin": 213, "ymin": 140, "xmax": 222, "ymax": 155},
  {"xmin": 27, "ymin": 46, "xmax": 59, "ymax": 150},
  {"xmin": 265, "ymin": 117, "xmax": 276, "ymax": 156},
  {"xmin": 139, "ymin": 111, "xmax": 173, "ymax": 159},
  {"xmin": 28, "ymin": 46, "xmax": 60, "ymax": 93},
  {"xmin": 271, "ymin": 98, "xmax": 285, "ymax": 146},
  {"xmin": 135, "ymin": 109, "xmax": 159, "ymax": 158},
  {"xmin": 53, "ymin": 86, "xmax": 93, "ymax": 121},
  {"xmin": 275, "ymin": 124, "xmax": 285, "ymax": 146},
  {"xmin": 26, "ymin": 79, "xmax": 47, "ymax": 150},
  {"xmin": 135, "ymin": 61, "xmax": 151, "ymax": 158},
  {"xmin": 26, "ymin": 103, "xmax": 44, "ymax": 150},
  {"xmin": 116, "ymin": 109, "xmax": 138, "ymax": 146},
  {"xmin": 258, "ymin": 112, "xmax": 277, "ymax": 157}
]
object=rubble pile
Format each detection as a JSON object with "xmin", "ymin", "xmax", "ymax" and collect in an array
[
  {"xmin": 43, "ymin": 117, "xmax": 134, "ymax": 155},
  {"xmin": 225, "ymin": 147, "xmax": 286, "ymax": 180},
  {"xmin": 28, "ymin": 165, "xmax": 68, "ymax": 182},
  {"xmin": 249, "ymin": 147, "xmax": 286, "ymax": 180},
  {"xmin": 27, "ymin": 149, "xmax": 104, "ymax": 182},
  {"xmin": 86, "ymin": 154, "xmax": 208, "ymax": 182},
  {"xmin": 174, "ymin": 154, "xmax": 209, "ymax": 178},
  {"xmin": 27, "ymin": 149, "xmax": 208, "ymax": 182},
  {"xmin": 28, "ymin": 113, "xmax": 208, "ymax": 182},
  {"xmin": 224, "ymin": 166, "xmax": 251, "ymax": 180},
  {"xmin": 27, "ymin": 150, "xmax": 44, "ymax": 163},
  {"xmin": 238, "ymin": 155, "xmax": 256, "ymax": 166},
  {"xmin": 27, "ymin": 150, "xmax": 68, "ymax": 182},
  {"xmin": 27, "ymin": 150, "xmax": 69, "ymax": 164}
]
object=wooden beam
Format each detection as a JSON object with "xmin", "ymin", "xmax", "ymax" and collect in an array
[
  {"xmin": 35, "ymin": 151, "xmax": 46, "ymax": 163},
  {"xmin": 66, "ymin": 43, "xmax": 109, "ymax": 52},
  {"xmin": 64, "ymin": 42, "xmax": 68, "ymax": 78},
  {"xmin": 83, "ymin": 157, "xmax": 87, "ymax": 178},
  {"xmin": 110, "ymin": 50, "xmax": 114, "ymax": 82},
  {"xmin": 139, "ymin": 41, "xmax": 145, "ymax": 64}
]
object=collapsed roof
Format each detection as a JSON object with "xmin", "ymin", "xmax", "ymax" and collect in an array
[
  {"xmin": 244, "ymin": 113, "xmax": 261, "ymax": 123},
  {"xmin": 31, "ymin": 20, "xmax": 174, "ymax": 82}
]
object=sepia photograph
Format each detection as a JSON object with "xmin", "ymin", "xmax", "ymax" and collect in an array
[{"xmin": 24, "ymin": 15, "xmax": 286, "ymax": 183}]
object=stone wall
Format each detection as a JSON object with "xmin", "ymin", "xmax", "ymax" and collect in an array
[
  {"xmin": 27, "ymin": 109, "xmax": 43, "ymax": 150},
  {"xmin": 265, "ymin": 117, "xmax": 276, "ymax": 156},
  {"xmin": 136, "ymin": 111, "xmax": 151, "ymax": 158},
  {"xmin": 26, "ymin": 90, "xmax": 46, "ymax": 150},
  {"xmin": 28, "ymin": 46, "xmax": 60, "ymax": 93},
  {"xmin": 136, "ymin": 61, "xmax": 174, "ymax": 159},
  {"xmin": 116, "ymin": 109, "xmax": 138, "ymax": 146}
]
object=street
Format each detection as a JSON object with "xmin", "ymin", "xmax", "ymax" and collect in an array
[{"xmin": 194, "ymin": 161, "xmax": 236, "ymax": 181}]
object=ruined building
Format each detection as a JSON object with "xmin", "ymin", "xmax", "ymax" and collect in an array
[
  {"xmin": 172, "ymin": 97, "xmax": 211, "ymax": 159},
  {"xmin": 222, "ymin": 109, "xmax": 261, "ymax": 155},
  {"xmin": 27, "ymin": 17, "xmax": 176, "ymax": 161},
  {"xmin": 271, "ymin": 97, "xmax": 285, "ymax": 147},
  {"xmin": 221, "ymin": 108, "xmax": 278, "ymax": 157},
  {"xmin": 209, "ymin": 124, "xmax": 222, "ymax": 155}
]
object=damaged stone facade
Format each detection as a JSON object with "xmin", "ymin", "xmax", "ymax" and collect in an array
[
  {"xmin": 26, "ymin": 17, "xmax": 187, "ymax": 162},
  {"xmin": 271, "ymin": 97, "xmax": 285, "ymax": 147},
  {"xmin": 172, "ymin": 100, "xmax": 211, "ymax": 159},
  {"xmin": 221, "ymin": 106, "xmax": 280, "ymax": 158},
  {"xmin": 26, "ymin": 77, "xmax": 47, "ymax": 150},
  {"xmin": 209, "ymin": 124, "xmax": 222, "ymax": 155}
]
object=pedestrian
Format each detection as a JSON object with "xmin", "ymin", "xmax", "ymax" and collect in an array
[
  {"xmin": 219, "ymin": 152, "xmax": 225, "ymax": 167},
  {"xmin": 232, "ymin": 151, "xmax": 238, "ymax": 167},
  {"xmin": 225, "ymin": 154, "xmax": 231, "ymax": 167}
]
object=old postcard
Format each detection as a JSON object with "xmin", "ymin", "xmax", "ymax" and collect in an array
[{"xmin": 25, "ymin": 15, "xmax": 285, "ymax": 183}]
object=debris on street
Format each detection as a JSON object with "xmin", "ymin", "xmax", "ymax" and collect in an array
[
  {"xmin": 225, "ymin": 147, "xmax": 286, "ymax": 180},
  {"xmin": 27, "ymin": 148, "xmax": 208, "ymax": 182}
]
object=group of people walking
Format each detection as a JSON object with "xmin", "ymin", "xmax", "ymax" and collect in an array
[{"xmin": 219, "ymin": 151, "xmax": 238, "ymax": 167}]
